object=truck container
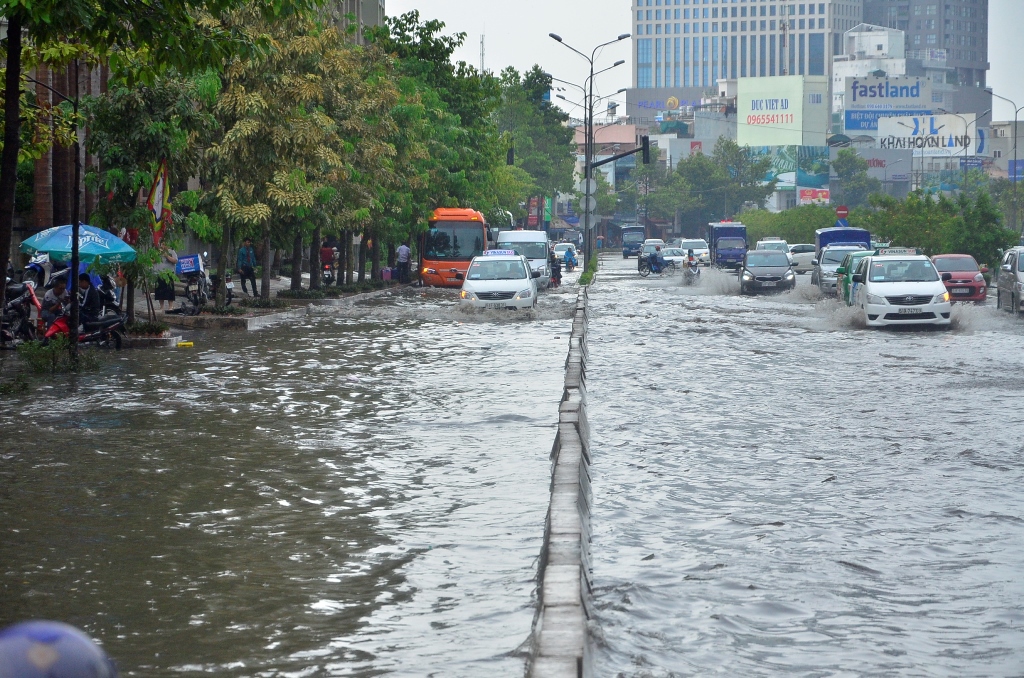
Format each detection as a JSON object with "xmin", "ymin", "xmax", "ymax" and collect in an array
[
  {"xmin": 708, "ymin": 222, "xmax": 747, "ymax": 268},
  {"xmin": 814, "ymin": 227, "xmax": 871, "ymax": 257}
]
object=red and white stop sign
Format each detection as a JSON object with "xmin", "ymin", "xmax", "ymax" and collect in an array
[{"xmin": 836, "ymin": 205, "xmax": 849, "ymax": 219}]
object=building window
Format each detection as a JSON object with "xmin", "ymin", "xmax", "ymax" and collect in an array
[
  {"xmin": 808, "ymin": 4, "xmax": 814, "ymax": 15},
  {"xmin": 656, "ymin": 9, "xmax": 662, "ymax": 19},
  {"xmin": 913, "ymin": 35, "xmax": 921, "ymax": 45},
  {"xmin": 799, "ymin": 19, "xmax": 805, "ymax": 29},
  {"xmin": 808, "ymin": 32, "xmax": 825, "ymax": 75},
  {"xmin": 760, "ymin": 20, "xmax": 766, "ymax": 31},
  {"xmin": 818, "ymin": 18, "xmax": 824, "ymax": 29},
  {"xmin": 994, "ymin": 150, "xmax": 1002, "ymax": 158},
  {"xmin": 656, "ymin": 23, "xmax": 662, "ymax": 33},
  {"xmin": 927, "ymin": 34, "xmax": 937, "ymax": 44}
]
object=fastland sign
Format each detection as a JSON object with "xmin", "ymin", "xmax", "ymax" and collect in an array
[
  {"xmin": 849, "ymin": 78, "xmax": 924, "ymax": 104},
  {"xmin": 843, "ymin": 76, "xmax": 933, "ymax": 132}
]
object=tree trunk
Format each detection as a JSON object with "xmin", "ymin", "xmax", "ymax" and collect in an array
[
  {"xmin": 357, "ymin": 234, "xmax": 367, "ymax": 282},
  {"xmin": 215, "ymin": 223, "xmax": 230, "ymax": 307},
  {"xmin": 32, "ymin": 64, "xmax": 53, "ymax": 230},
  {"xmin": 51, "ymin": 68, "xmax": 72, "ymax": 226},
  {"xmin": 290, "ymin": 226, "xmax": 303, "ymax": 291},
  {"xmin": 0, "ymin": 12, "xmax": 22, "ymax": 315},
  {"xmin": 126, "ymin": 277, "xmax": 136, "ymax": 325},
  {"xmin": 370, "ymin": 235, "xmax": 381, "ymax": 281},
  {"xmin": 337, "ymin": 229, "xmax": 348, "ymax": 286},
  {"xmin": 309, "ymin": 226, "xmax": 321, "ymax": 290},
  {"xmin": 345, "ymin": 231, "xmax": 355, "ymax": 285},
  {"xmin": 260, "ymin": 226, "xmax": 272, "ymax": 300}
]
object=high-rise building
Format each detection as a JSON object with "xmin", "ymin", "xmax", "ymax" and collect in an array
[
  {"xmin": 327, "ymin": 0, "xmax": 386, "ymax": 44},
  {"xmin": 863, "ymin": 0, "xmax": 988, "ymax": 88},
  {"xmin": 630, "ymin": 0, "xmax": 864, "ymax": 94}
]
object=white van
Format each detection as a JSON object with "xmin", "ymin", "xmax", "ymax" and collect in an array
[{"xmin": 495, "ymin": 230, "xmax": 551, "ymax": 289}]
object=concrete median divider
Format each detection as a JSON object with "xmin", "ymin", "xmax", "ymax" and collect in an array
[{"xmin": 529, "ymin": 285, "xmax": 592, "ymax": 678}]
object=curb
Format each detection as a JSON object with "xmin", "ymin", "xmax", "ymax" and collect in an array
[{"xmin": 529, "ymin": 285, "xmax": 592, "ymax": 678}]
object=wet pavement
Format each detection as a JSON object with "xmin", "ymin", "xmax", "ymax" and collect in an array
[
  {"xmin": 587, "ymin": 256, "xmax": 1024, "ymax": 676},
  {"xmin": 0, "ymin": 277, "xmax": 581, "ymax": 677}
]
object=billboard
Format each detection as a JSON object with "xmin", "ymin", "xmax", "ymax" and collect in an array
[
  {"xmin": 625, "ymin": 87, "xmax": 710, "ymax": 114},
  {"xmin": 738, "ymin": 76, "xmax": 806, "ymax": 146},
  {"xmin": 1011, "ymin": 160, "xmax": 1024, "ymax": 183},
  {"xmin": 877, "ymin": 114, "xmax": 978, "ymax": 157},
  {"xmin": 799, "ymin": 188, "xmax": 830, "ymax": 205},
  {"xmin": 843, "ymin": 76, "xmax": 933, "ymax": 132},
  {"xmin": 750, "ymin": 146, "xmax": 831, "ymax": 190}
]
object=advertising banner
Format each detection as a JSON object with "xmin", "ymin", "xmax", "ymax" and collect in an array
[
  {"xmin": 828, "ymin": 148, "xmax": 913, "ymax": 181},
  {"xmin": 738, "ymin": 77, "xmax": 805, "ymax": 146},
  {"xmin": 843, "ymin": 76, "xmax": 933, "ymax": 132},
  {"xmin": 175, "ymin": 254, "xmax": 204, "ymax": 275},
  {"xmin": 751, "ymin": 146, "xmax": 831, "ymax": 190},
  {"xmin": 1011, "ymin": 159, "xmax": 1024, "ymax": 183},
  {"xmin": 959, "ymin": 157, "xmax": 985, "ymax": 170},
  {"xmin": 799, "ymin": 188, "xmax": 830, "ymax": 204},
  {"xmin": 877, "ymin": 114, "xmax": 977, "ymax": 157}
]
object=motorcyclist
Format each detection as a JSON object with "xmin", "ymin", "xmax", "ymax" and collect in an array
[
  {"xmin": 686, "ymin": 248, "xmax": 700, "ymax": 270},
  {"xmin": 77, "ymin": 273, "xmax": 103, "ymax": 324},
  {"xmin": 648, "ymin": 245, "xmax": 665, "ymax": 273},
  {"xmin": 549, "ymin": 248, "xmax": 562, "ymax": 287},
  {"xmin": 563, "ymin": 247, "xmax": 577, "ymax": 270}
]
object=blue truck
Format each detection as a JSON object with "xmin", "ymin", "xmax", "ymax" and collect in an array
[
  {"xmin": 814, "ymin": 226, "xmax": 871, "ymax": 257},
  {"xmin": 709, "ymin": 222, "xmax": 747, "ymax": 268},
  {"xmin": 621, "ymin": 224, "xmax": 646, "ymax": 258}
]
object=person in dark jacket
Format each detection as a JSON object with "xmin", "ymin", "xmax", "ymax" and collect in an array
[
  {"xmin": 78, "ymin": 273, "xmax": 103, "ymax": 323},
  {"xmin": 237, "ymin": 238, "xmax": 258, "ymax": 296}
]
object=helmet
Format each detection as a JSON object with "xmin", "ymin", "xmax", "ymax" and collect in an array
[
  {"xmin": 687, "ymin": 249, "xmax": 694, "ymax": 255},
  {"xmin": 0, "ymin": 621, "xmax": 117, "ymax": 677},
  {"xmin": 655, "ymin": 246, "xmax": 661, "ymax": 251}
]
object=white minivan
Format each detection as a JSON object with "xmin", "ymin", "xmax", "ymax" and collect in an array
[{"xmin": 495, "ymin": 230, "xmax": 551, "ymax": 289}]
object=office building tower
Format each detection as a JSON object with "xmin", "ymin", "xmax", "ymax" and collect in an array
[
  {"xmin": 863, "ymin": 0, "xmax": 988, "ymax": 87},
  {"xmin": 630, "ymin": 0, "xmax": 863, "ymax": 93},
  {"xmin": 327, "ymin": 0, "xmax": 386, "ymax": 44}
]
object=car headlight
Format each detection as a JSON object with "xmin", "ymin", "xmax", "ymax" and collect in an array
[
  {"xmin": 824, "ymin": 271, "xmax": 837, "ymax": 278},
  {"xmin": 516, "ymin": 288, "xmax": 532, "ymax": 300},
  {"xmin": 424, "ymin": 268, "xmax": 437, "ymax": 275},
  {"xmin": 784, "ymin": 270, "xmax": 795, "ymax": 279},
  {"xmin": 741, "ymin": 270, "xmax": 754, "ymax": 281},
  {"xmin": 866, "ymin": 293, "xmax": 886, "ymax": 305},
  {"xmin": 934, "ymin": 291, "xmax": 950, "ymax": 303},
  {"xmin": 460, "ymin": 290, "xmax": 476, "ymax": 300},
  {"xmin": 974, "ymin": 273, "xmax": 985, "ymax": 282}
]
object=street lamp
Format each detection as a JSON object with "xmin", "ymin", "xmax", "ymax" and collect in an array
[
  {"xmin": 987, "ymin": 89, "xmax": 1024, "ymax": 235},
  {"xmin": 898, "ymin": 118, "xmax": 944, "ymax": 192},
  {"xmin": 548, "ymin": 32, "xmax": 630, "ymax": 265}
]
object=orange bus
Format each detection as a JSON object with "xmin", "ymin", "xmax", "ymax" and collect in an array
[{"xmin": 419, "ymin": 207, "xmax": 490, "ymax": 287}]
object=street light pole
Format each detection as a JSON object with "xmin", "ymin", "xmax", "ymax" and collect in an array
[
  {"xmin": 988, "ymin": 90, "xmax": 1024, "ymax": 235},
  {"xmin": 549, "ymin": 32, "xmax": 629, "ymax": 267}
]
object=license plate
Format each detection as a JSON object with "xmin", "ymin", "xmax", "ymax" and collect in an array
[
  {"xmin": 897, "ymin": 307, "xmax": 922, "ymax": 314},
  {"xmin": 485, "ymin": 302, "xmax": 502, "ymax": 309},
  {"xmin": 761, "ymin": 281, "xmax": 777, "ymax": 287},
  {"xmin": 951, "ymin": 288, "xmax": 971, "ymax": 294},
  {"xmin": 226, "ymin": 282, "xmax": 234, "ymax": 289}
]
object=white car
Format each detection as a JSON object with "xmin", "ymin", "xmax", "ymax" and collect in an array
[
  {"xmin": 756, "ymin": 238, "xmax": 793, "ymax": 264},
  {"xmin": 661, "ymin": 247, "xmax": 687, "ymax": 265},
  {"xmin": 852, "ymin": 252, "xmax": 952, "ymax": 327},
  {"xmin": 553, "ymin": 242, "xmax": 578, "ymax": 263},
  {"xmin": 677, "ymin": 238, "xmax": 711, "ymax": 265},
  {"xmin": 789, "ymin": 243, "xmax": 816, "ymax": 274},
  {"xmin": 459, "ymin": 251, "xmax": 539, "ymax": 310}
]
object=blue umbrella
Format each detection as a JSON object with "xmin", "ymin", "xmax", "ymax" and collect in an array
[{"xmin": 20, "ymin": 224, "xmax": 137, "ymax": 264}]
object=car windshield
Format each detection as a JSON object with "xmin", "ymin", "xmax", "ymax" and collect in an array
[
  {"xmin": 867, "ymin": 259, "xmax": 940, "ymax": 283},
  {"xmin": 680, "ymin": 239, "xmax": 707, "ymax": 249},
  {"xmin": 933, "ymin": 257, "xmax": 979, "ymax": 272},
  {"xmin": 663, "ymin": 248, "xmax": 684, "ymax": 256},
  {"xmin": 466, "ymin": 259, "xmax": 528, "ymax": 281},
  {"xmin": 746, "ymin": 252, "xmax": 790, "ymax": 267},
  {"xmin": 822, "ymin": 249, "xmax": 858, "ymax": 265},
  {"xmin": 424, "ymin": 222, "xmax": 486, "ymax": 261},
  {"xmin": 718, "ymin": 237, "xmax": 745, "ymax": 249},
  {"xmin": 496, "ymin": 241, "xmax": 548, "ymax": 259},
  {"xmin": 758, "ymin": 242, "xmax": 788, "ymax": 251}
]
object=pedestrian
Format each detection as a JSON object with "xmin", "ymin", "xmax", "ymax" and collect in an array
[
  {"xmin": 237, "ymin": 237, "xmax": 258, "ymax": 296},
  {"xmin": 396, "ymin": 240, "xmax": 411, "ymax": 284},
  {"xmin": 41, "ymin": 275, "xmax": 69, "ymax": 327},
  {"xmin": 153, "ymin": 244, "xmax": 177, "ymax": 312},
  {"xmin": 78, "ymin": 273, "xmax": 103, "ymax": 323}
]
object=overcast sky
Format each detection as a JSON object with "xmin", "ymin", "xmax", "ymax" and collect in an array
[{"xmin": 387, "ymin": 0, "xmax": 1024, "ymax": 122}]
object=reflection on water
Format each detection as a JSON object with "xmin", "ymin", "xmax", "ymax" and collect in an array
[
  {"xmin": 0, "ymin": 291, "xmax": 572, "ymax": 676},
  {"xmin": 588, "ymin": 258, "xmax": 1024, "ymax": 677}
]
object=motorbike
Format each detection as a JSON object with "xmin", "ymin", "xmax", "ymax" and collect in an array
[
  {"xmin": 21, "ymin": 252, "xmax": 68, "ymax": 289},
  {"xmin": 208, "ymin": 272, "xmax": 235, "ymax": 306},
  {"xmin": 1, "ymin": 281, "xmax": 42, "ymax": 346},
  {"xmin": 563, "ymin": 253, "xmax": 578, "ymax": 272},
  {"xmin": 683, "ymin": 259, "xmax": 701, "ymax": 286},
  {"xmin": 322, "ymin": 262, "xmax": 335, "ymax": 286},
  {"xmin": 44, "ymin": 300, "xmax": 126, "ymax": 349},
  {"xmin": 638, "ymin": 258, "xmax": 678, "ymax": 278}
]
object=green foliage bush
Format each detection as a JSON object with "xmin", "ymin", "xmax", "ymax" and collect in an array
[
  {"xmin": 17, "ymin": 336, "xmax": 99, "ymax": 374},
  {"xmin": 126, "ymin": 321, "xmax": 170, "ymax": 336}
]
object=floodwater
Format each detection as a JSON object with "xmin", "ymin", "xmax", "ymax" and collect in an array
[
  {"xmin": 588, "ymin": 257, "xmax": 1024, "ymax": 676},
  {"xmin": 0, "ymin": 283, "xmax": 580, "ymax": 677}
]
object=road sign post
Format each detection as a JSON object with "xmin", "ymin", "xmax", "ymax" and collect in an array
[{"xmin": 836, "ymin": 205, "xmax": 849, "ymax": 220}]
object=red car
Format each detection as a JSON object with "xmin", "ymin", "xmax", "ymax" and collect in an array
[{"xmin": 931, "ymin": 254, "xmax": 988, "ymax": 302}]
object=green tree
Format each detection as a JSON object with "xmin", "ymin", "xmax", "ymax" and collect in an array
[
  {"xmin": 831, "ymin": 148, "xmax": 881, "ymax": 209},
  {"xmin": 674, "ymin": 138, "xmax": 775, "ymax": 231},
  {"xmin": 742, "ymin": 205, "xmax": 839, "ymax": 244}
]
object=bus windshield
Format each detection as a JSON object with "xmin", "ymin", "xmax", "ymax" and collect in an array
[
  {"xmin": 424, "ymin": 222, "xmax": 486, "ymax": 261},
  {"xmin": 497, "ymin": 241, "xmax": 548, "ymax": 259},
  {"xmin": 622, "ymin": 230, "xmax": 645, "ymax": 244}
]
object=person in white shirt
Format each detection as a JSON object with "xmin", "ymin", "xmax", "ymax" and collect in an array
[{"xmin": 396, "ymin": 241, "xmax": 411, "ymax": 284}]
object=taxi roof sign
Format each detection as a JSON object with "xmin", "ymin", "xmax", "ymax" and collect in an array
[
  {"xmin": 876, "ymin": 247, "xmax": 922, "ymax": 256},
  {"xmin": 484, "ymin": 249, "xmax": 518, "ymax": 256}
]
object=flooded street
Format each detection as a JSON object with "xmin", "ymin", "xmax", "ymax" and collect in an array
[
  {"xmin": 588, "ymin": 256, "xmax": 1024, "ymax": 676},
  {"xmin": 0, "ymin": 285, "xmax": 579, "ymax": 677}
]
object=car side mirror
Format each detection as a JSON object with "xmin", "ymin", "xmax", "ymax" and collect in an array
[
  {"xmin": 836, "ymin": 266, "xmax": 846, "ymax": 274},
  {"xmin": 1001, "ymin": 264, "xmax": 1012, "ymax": 272},
  {"xmin": 532, "ymin": 271, "xmax": 541, "ymax": 279},
  {"xmin": 811, "ymin": 260, "xmax": 819, "ymax": 266},
  {"xmin": 852, "ymin": 273, "xmax": 864, "ymax": 283},
  {"xmin": 941, "ymin": 272, "xmax": 952, "ymax": 281},
  {"xmin": 455, "ymin": 272, "xmax": 464, "ymax": 281},
  {"xmin": 980, "ymin": 266, "xmax": 990, "ymax": 274}
]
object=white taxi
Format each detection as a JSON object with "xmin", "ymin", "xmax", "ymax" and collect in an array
[
  {"xmin": 852, "ymin": 249, "xmax": 952, "ymax": 327},
  {"xmin": 458, "ymin": 250, "xmax": 540, "ymax": 310}
]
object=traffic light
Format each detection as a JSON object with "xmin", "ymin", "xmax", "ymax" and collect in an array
[{"xmin": 641, "ymin": 135, "xmax": 650, "ymax": 164}]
